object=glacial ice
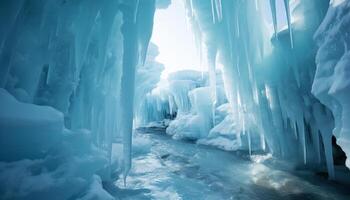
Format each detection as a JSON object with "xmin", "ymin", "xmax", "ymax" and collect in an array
[{"xmin": 1, "ymin": 0, "xmax": 350, "ymax": 199}]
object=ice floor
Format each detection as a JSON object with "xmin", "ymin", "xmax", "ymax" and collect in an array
[{"xmin": 111, "ymin": 127, "xmax": 350, "ymax": 200}]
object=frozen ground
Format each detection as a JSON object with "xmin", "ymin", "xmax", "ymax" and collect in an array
[{"xmin": 111, "ymin": 127, "xmax": 350, "ymax": 200}]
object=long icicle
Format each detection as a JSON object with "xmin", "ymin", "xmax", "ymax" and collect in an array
[
  {"xmin": 210, "ymin": 0, "xmax": 216, "ymax": 23},
  {"xmin": 214, "ymin": 0, "xmax": 223, "ymax": 21},
  {"xmin": 269, "ymin": 0, "xmax": 278, "ymax": 38},
  {"xmin": 283, "ymin": 0, "xmax": 294, "ymax": 48}
]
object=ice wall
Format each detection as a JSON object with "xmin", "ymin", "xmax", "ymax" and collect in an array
[
  {"xmin": 0, "ymin": 0, "xmax": 157, "ymax": 198},
  {"xmin": 0, "ymin": 0, "xmax": 125, "ymax": 151},
  {"xmin": 134, "ymin": 43, "xmax": 165, "ymax": 126},
  {"xmin": 179, "ymin": 0, "xmax": 341, "ymax": 178},
  {"xmin": 312, "ymin": 0, "xmax": 350, "ymax": 169}
]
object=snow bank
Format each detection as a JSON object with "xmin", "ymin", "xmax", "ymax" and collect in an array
[
  {"xmin": 0, "ymin": 89, "xmax": 111, "ymax": 199},
  {"xmin": 198, "ymin": 109, "xmax": 241, "ymax": 151},
  {"xmin": 166, "ymin": 85, "xmax": 214, "ymax": 140},
  {"xmin": 0, "ymin": 89, "xmax": 63, "ymax": 161},
  {"xmin": 0, "ymin": 139, "xmax": 109, "ymax": 200}
]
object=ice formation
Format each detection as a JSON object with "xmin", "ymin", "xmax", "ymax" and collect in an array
[
  {"xmin": 1, "ymin": 0, "xmax": 350, "ymax": 199},
  {"xmin": 312, "ymin": 0, "xmax": 350, "ymax": 169},
  {"xmin": 0, "ymin": 0, "xmax": 158, "ymax": 198},
  {"xmin": 139, "ymin": 0, "xmax": 349, "ymax": 181}
]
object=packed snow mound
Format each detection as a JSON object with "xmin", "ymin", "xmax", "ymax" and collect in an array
[
  {"xmin": 0, "ymin": 135, "xmax": 109, "ymax": 200},
  {"xmin": 209, "ymin": 114, "xmax": 236, "ymax": 138},
  {"xmin": 0, "ymin": 89, "xmax": 64, "ymax": 161},
  {"xmin": 0, "ymin": 91, "xmax": 112, "ymax": 199},
  {"xmin": 166, "ymin": 86, "xmax": 212, "ymax": 140},
  {"xmin": 313, "ymin": 0, "xmax": 350, "ymax": 169},
  {"xmin": 166, "ymin": 113, "xmax": 203, "ymax": 140},
  {"xmin": 197, "ymin": 106, "xmax": 240, "ymax": 151}
]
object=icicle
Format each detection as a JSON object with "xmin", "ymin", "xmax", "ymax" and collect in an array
[
  {"xmin": 206, "ymin": 43, "xmax": 217, "ymax": 127},
  {"xmin": 269, "ymin": 0, "xmax": 278, "ymax": 38},
  {"xmin": 283, "ymin": 0, "xmax": 294, "ymax": 48},
  {"xmin": 210, "ymin": 0, "xmax": 216, "ymax": 23},
  {"xmin": 119, "ymin": 0, "xmax": 157, "ymax": 181},
  {"xmin": 297, "ymin": 119, "xmax": 306, "ymax": 164},
  {"xmin": 321, "ymin": 132, "xmax": 335, "ymax": 180},
  {"xmin": 235, "ymin": 8, "xmax": 240, "ymax": 39},
  {"xmin": 200, "ymin": 45, "xmax": 204, "ymax": 80},
  {"xmin": 260, "ymin": 132, "xmax": 266, "ymax": 151},
  {"xmin": 236, "ymin": 54, "xmax": 241, "ymax": 77},
  {"xmin": 292, "ymin": 64, "xmax": 301, "ymax": 88},
  {"xmin": 313, "ymin": 129, "xmax": 321, "ymax": 164},
  {"xmin": 292, "ymin": 120, "xmax": 298, "ymax": 139},
  {"xmin": 214, "ymin": 0, "xmax": 223, "ymax": 21},
  {"xmin": 244, "ymin": 40, "xmax": 253, "ymax": 83},
  {"xmin": 123, "ymin": 176, "xmax": 127, "ymax": 187},
  {"xmin": 248, "ymin": 130, "xmax": 252, "ymax": 156},
  {"xmin": 133, "ymin": 0, "xmax": 140, "ymax": 23}
]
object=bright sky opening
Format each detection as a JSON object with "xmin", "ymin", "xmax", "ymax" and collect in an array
[{"xmin": 151, "ymin": 0, "xmax": 200, "ymax": 78}]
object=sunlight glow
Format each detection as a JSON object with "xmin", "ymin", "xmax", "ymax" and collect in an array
[{"xmin": 151, "ymin": 0, "xmax": 201, "ymax": 78}]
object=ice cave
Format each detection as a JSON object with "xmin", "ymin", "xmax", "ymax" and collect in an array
[{"xmin": 1, "ymin": 0, "xmax": 350, "ymax": 199}]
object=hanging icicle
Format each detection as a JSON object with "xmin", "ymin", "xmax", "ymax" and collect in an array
[
  {"xmin": 283, "ymin": 0, "xmax": 294, "ymax": 48},
  {"xmin": 269, "ymin": 0, "xmax": 278, "ymax": 38}
]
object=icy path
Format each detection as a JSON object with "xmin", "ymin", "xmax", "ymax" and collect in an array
[{"xmin": 113, "ymin": 127, "xmax": 350, "ymax": 200}]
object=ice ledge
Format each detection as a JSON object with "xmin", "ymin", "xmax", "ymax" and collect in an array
[{"xmin": 0, "ymin": 88, "xmax": 64, "ymax": 161}]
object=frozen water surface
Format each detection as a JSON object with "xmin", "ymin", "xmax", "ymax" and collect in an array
[{"xmin": 113, "ymin": 127, "xmax": 350, "ymax": 200}]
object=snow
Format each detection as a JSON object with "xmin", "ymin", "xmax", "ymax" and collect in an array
[
  {"xmin": 0, "ymin": 90, "xmax": 109, "ymax": 199},
  {"xmin": 0, "ymin": 89, "xmax": 63, "ymax": 161}
]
